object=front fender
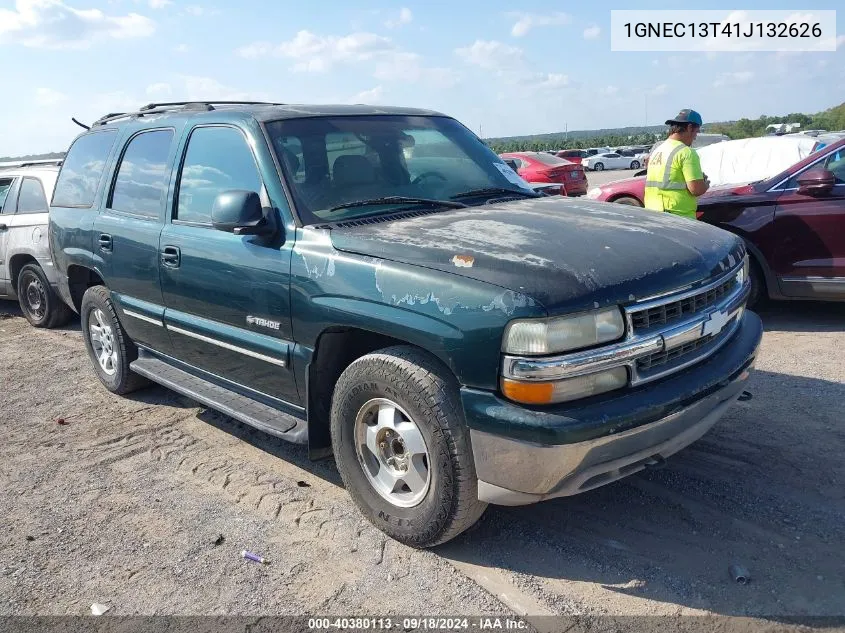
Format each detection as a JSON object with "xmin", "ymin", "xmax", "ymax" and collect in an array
[{"xmin": 290, "ymin": 228, "xmax": 546, "ymax": 390}]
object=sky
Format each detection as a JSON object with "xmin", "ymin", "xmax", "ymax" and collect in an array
[{"xmin": 1, "ymin": 0, "xmax": 844, "ymax": 156}]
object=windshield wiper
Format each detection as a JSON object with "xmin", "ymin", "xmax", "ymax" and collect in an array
[
  {"xmin": 327, "ymin": 196, "xmax": 467, "ymax": 213},
  {"xmin": 451, "ymin": 187, "xmax": 541, "ymax": 199}
]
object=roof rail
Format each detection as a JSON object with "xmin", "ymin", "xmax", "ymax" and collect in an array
[
  {"xmin": 0, "ymin": 158, "xmax": 64, "ymax": 170},
  {"xmin": 91, "ymin": 101, "xmax": 287, "ymax": 127}
]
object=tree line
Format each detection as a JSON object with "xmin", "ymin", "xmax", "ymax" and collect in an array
[{"xmin": 485, "ymin": 102, "xmax": 845, "ymax": 154}]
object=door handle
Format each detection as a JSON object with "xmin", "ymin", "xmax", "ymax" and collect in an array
[
  {"xmin": 161, "ymin": 245, "xmax": 181, "ymax": 268},
  {"xmin": 98, "ymin": 234, "xmax": 113, "ymax": 252},
  {"xmin": 0, "ymin": 224, "xmax": 8, "ymax": 231}
]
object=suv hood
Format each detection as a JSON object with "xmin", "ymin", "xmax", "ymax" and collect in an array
[{"xmin": 329, "ymin": 198, "xmax": 745, "ymax": 313}]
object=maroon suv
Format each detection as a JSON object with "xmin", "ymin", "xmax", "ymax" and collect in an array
[{"xmin": 697, "ymin": 138, "xmax": 845, "ymax": 306}]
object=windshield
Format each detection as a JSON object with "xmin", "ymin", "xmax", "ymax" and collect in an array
[{"xmin": 265, "ymin": 115, "xmax": 534, "ymax": 223}]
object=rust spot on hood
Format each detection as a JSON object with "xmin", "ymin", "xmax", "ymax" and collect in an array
[{"xmin": 452, "ymin": 255, "xmax": 475, "ymax": 268}]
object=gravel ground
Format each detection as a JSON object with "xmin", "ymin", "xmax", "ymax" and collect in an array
[{"xmin": 0, "ymin": 297, "xmax": 843, "ymax": 631}]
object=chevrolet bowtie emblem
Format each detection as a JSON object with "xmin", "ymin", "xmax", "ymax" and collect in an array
[{"xmin": 702, "ymin": 309, "xmax": 730, "ymax": 338}]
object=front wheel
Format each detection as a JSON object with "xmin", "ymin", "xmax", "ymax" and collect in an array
[
  {"xmin": 612, "ymin": 195, "xmax": 643, "ymax": 207},
  {"xmin": 630, "ymin": 160, "xmax": 641, "ymax": 169},
  {"xmin": 330, "ymin": 346, "xmax": 487, "ymax": 548},
  {"xmin": 593, "ymin": 162, "xmax": 604, "ymax": 171},
  {"xmin": 80, "ymin": 286, "xmax": 149, "ymax": 394},
  {"xmin": 17, "ymin": 264, "xmax": 74, "ymax": 329},
  {"xmin": 747, "ymin": 258, "xmax": 766, "ymax": 309}
]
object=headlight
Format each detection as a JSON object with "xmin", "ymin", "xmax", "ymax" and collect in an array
[
  {"xmin": 501, "ymin": 367, "xmax": 628, "ymax": 405},
  {"xmin": 502, "ymin": 307, "xmax": 625, "ymax": 355},
  {"xmin": 586, "ymin": 187, "xmax": 602, "ymax": 199}
]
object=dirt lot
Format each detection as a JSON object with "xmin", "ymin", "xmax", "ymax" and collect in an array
[{"xmin": 1, "ymin": 297, "xmax": 843, "ymax": 630}]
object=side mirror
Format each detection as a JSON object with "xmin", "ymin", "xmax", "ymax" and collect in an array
[
  {"xmin": 797, "ymin": 169, "xmax": 835, "ymax": 197},
  {"xmin": 211, "ymin": 190, "xmax": 275, "ymax": 236}
]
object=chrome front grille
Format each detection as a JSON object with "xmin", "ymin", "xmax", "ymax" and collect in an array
[
  {"xmin": 636, "ymin": 313, "xmax": 739, "ymax": 373},
  {"xmin": 502, "ymin": 259, "xmax": 750, "ymax": 392},
  {"xmin": 631, "ymin": 276, "xmax": 737, "ymax": 333}
]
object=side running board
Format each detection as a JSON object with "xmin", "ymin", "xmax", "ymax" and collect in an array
[{"xmin": 130, "ymin": 350, "xmax": 307, "ymax": 444}]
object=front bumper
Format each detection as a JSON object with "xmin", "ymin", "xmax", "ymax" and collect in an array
[{"xmin": 462, "ymin": 310, "xmax": 762, "ymax": 506}]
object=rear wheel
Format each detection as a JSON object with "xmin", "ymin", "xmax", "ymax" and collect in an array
[
  {"xmin": 593, "ymin": 162, "xmax": 604, "ymax": 171},
  {"xmin": 17, "ymin": 263, "xmax": 73, "ymax": 329},
  {"xmin": 630, "ymin": 160, "xmax": 641, "ymax": 169},
  {"xmin": 612, "ymin": 195, "xmax": 643, "ymax": 207},
  {"xmin": 330, "ymin": 346, "xmax": 487, "ymax": 548},
  {"xmin": 80, "ymin": 286, "xmax": 149, "ymax": 394}
]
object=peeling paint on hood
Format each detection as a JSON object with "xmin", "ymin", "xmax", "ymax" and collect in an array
[{"xmin": 329, "ymin": 198, "xmax": 745, "ymax": 313}]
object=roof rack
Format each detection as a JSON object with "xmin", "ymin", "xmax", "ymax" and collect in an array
[
  {"xmin": 91, "ymin": 101, "xmax": 286, "ymax": 127},
  {"xmin": 0, "ymin": 158, "xmax": 64, "ymax": 170}
]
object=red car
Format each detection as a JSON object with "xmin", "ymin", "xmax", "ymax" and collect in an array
[
  {"xmin": 499, "ymin": 151, "xmax": 587, "ymax": 196},
  {"xmin": 555, "ymin": 149, "xmax": 586, "ymax": 165},
  {"xmin": 587, "ymin": 138, "xmax": 845, "ymax": 306}
]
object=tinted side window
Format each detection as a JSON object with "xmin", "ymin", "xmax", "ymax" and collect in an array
[
  {"xmin": 0, "ymin": 178, "xmax": 13, "ymax": 213},
  {"xmin": 16, "ymin": 178, "xmax": 49, "ymax": 214},
  {"xmin": 824, "ymin": 150, "xmax": 845, "ymax": 184},
  {"xmin": 176, "ymin": 126, "xmax": 263, "ymax": 225},
  {"xmin": 52, "ymin": 130, "xmax": 118, "ymax": 207},
  {"xmin": 110, "ymin": 129, "xmax": 174, "ymax": 218}
]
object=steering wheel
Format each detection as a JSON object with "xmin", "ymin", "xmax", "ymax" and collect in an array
[{"xmin": 411, "ymin": 171, "xmax": 448, "ymax": 186}]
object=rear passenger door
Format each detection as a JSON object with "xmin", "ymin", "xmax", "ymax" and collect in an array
[
  {"xmin": 0, "ymin": 176, "xmax": 18, "ymax": 295},
  {"xmin": 94, "ymin": 128, "xmax": 177, "ymax": 355},
  {"xmin": 159, "ymin": 125, "xmax": 299, "ymax": 406}
]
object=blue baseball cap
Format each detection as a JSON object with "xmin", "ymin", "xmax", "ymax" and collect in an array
[{"xmin": 665, "ymin": 109, "xmax": 703, "ymax": 126}]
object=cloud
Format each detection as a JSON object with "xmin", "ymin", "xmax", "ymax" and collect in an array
[
  {"xmin": 455, "ymin": 40, "xmax": 523, "ymax": 70},
  {"xmin": 653, "ymin": 84, "xmax": 668, "ymax": 95},
  {"xmin": 508, "ymin": 12, "xmax": 571, "ymax": 37},
  {"xmin": 180, "ymin": 75, "xmax": 261, "ymax": 101},
  {"xmin": 148, "ymin": 0, "xmax": 170, "ymax": 8},
  {"xmin": 35, "ymin": 87, "xmax": 67, "ymax": 107},
  {"xmin": 173, "ymin": 43, "xmax": 188, "ymax": 53},
  {"xmin": 601, "ymin": 85, "xmax": 619, "ymax": 96},
  {"xmin": 183, "ymin": 5, "xmax": 204, "ymax": 16},
  {"xmin": 385, "ymin": 7, "xmax": 412, "ymax": 29},
  {"xmin": 0, "ymin": 0, "xmax": 156, "ymax": 49},
  {"xmin": 374, "ymin": 52, "xmax": 460, "ymax": 87},
  {"xmin": 239, "ymin": 30, "xmax": 396, "ymax": 73},
  {"xmin": 713, "ymin": 71, "xmax": 754, "ymax": 87},
  {"xmin": 838, "ymin": 35, "xmax": 845, "ymax": 49},
  {"xmin": 530, "ymin": 73, "xmax": 569, "ymax": 90},
  {"xmin": 146, "ymin": 82, "xmax": 172, "ymax": 97},
  {"xmin": 350, "ymin": 86, "xmax": 384, "ymax": 104},
  {"xmin": 583, "ymin": 25, "xmax": 600, "ymax": 40}
]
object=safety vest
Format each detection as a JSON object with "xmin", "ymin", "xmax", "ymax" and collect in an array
[{"xmin": 643, "ymin": 139, "xmax": 702, "ymax": 219}]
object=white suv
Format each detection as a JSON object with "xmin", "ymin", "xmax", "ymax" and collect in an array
[{"xmin": 0, "ymin": 160, "xmax": 73, "ymax": 327}]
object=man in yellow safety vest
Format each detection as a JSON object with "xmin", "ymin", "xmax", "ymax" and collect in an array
[{"xmin": 643, "ymin": 109, "xmax": 710, "ymax": 219}]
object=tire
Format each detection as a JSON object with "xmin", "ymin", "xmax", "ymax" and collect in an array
[
  {"xmin": 17, "ymin": 263, "xmax": 74, "ymax": 329},
  {"xmin": 330, "ymin": 345, "xmax": 487, "ymax": 548},
  {"xmin": 630, "ymin": 160, "xmax": 641, "ymax": 170},
  {"xmin": 593, "ymin": 162, "xmax": 604, "ymax": 171},
  {"xmin": 612, "ymin": 195, "xmax": 643, "ymax": 207},
  {"xmin": 747, "ymin": 257, "xmax": 766, "ymax": 309},
  {"xmin": 80, "ymin": 285, "xmax": 149, "ymax": 395}
]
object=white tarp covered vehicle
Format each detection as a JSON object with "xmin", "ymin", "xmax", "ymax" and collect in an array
[{"xmin": 697, "ymin": 136, "xmax": 819, "ymax": 186}]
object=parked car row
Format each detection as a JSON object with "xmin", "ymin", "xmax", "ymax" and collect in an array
[
  {"xmin": 499, "ymin": 151, "xmax": 587, "ymax": 196},
  {"xmin": 3, "ymin": 101, "xmax": 769, "ymax": 551}
]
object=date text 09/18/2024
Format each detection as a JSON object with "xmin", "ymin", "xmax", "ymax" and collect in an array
[{"xmin": 307, "ymin": 617, "xmax": 529, "ymax": 630}]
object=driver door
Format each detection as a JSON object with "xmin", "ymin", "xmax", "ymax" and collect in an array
[{"xmin": 771, "ymin": 147, "xmax": 845, "ymax": 298}]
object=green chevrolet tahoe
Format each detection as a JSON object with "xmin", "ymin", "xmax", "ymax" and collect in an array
[{"xmin": 49, "ymin": 101, "xmax": 762, "ymax": 547}]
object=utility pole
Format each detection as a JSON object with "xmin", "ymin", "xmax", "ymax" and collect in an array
[{"xmin": 645, "ymin": 94, "xmax": 648, "ymax": 128}]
